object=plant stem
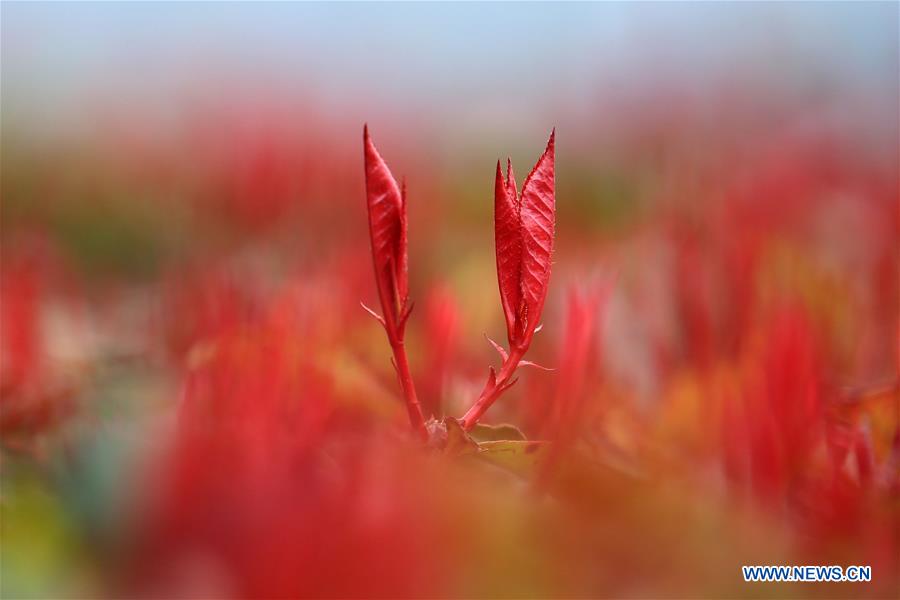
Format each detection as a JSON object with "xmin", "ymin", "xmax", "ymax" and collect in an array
[
  {"xmin": 460, "ymin": 347, "xmax": 524, "ymax": 431},
  {"xmin": 390, "ymin": 339, "xmax": 428, "ymax": 441}
]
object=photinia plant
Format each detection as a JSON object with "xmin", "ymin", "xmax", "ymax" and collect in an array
[
  {"xmin": 461, "ymin": 129, "xmax": 556, "ymax": 431},
  {"xmin": 362, "ymin": 125, "xmax": 427, "ymax": 440},
  {"xmin": 362, "ymin": 126, "xmax": 555, "ymax": 441}
]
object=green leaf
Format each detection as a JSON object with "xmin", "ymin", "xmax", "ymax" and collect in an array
[
  {"xmin": 468, "ymin": 422, "xmax": 527, "ymax": 443},
  {"xmin": 443, "ymin": 419, "xmax": 550, "ymax": 477},
  {"xmin": 475, "ymin": 440, "xmax": 551, "ymax": 476},
  {"xmin": 443, "ymin": 417, "xmax": 479, "ymax": 456}
]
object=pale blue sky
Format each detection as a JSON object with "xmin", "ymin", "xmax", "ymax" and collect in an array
[{"xmin": 3, "ymin": 2, "xmax": 897, "ymax": 134}]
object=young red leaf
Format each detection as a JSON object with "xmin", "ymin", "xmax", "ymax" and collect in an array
[
  {"xmin": 397, "ymin": 178, "xmax": 410, "ymax": 302},
  {"xmin": 494, "ymin": 130, "xmax": 555, "ymax": 350},
  {"xmin": 461, "ymin": 130, "xmax": 556, "ymax": 432},
  {"xmin": 364, "ymin": 124, "xmax": 409, "ymax": 335},
  {"xmin": 495, "ymin": 159, "xmax": 522, "ymax": 343},
  {"xmin": 517, "ymin": 129, "xmax": 555, "ymax": 345},
  {"xmin": 362, "ymin": 125, "xmax": 425, "ymax": 439}
]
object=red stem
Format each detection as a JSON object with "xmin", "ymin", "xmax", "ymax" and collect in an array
[
  {"xmin": 460, "ymin": 346, "xmax": 524, "ymax": 431},
  {"xmin": 390, "ymin": 338, "xmax": 428, "ymax": 441}
]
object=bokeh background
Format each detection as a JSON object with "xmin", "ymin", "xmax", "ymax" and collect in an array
[{"xmin": 2, "ymin": 2, "xmax": 898, "ymax": 598}]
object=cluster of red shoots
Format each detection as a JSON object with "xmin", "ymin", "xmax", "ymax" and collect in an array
[{"xmin": 362, "ymin": 125, "xmax": 556, "ymax": 441}]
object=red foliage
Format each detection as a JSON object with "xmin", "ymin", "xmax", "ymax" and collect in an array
[
  {"xmin": 131, "ymin": 305, "xmax": 451, "ymax": 598},
  {"xmin": 722, "ymin": 308, "xmax": 824, "ymax": 504},
  {"xmin": 0, "ymin": 238, "xmax": 76, "ymax": 441},
  {"xmin": 420, "ymin": 285, "xmax": 461, "ymax": 418},
  {"xmin": 363, "ymin": 125, "xmax": 411, "ymax": 341},
  {"xmin": 362, "ymin": 126, "xmax": 425, "ymax": 438},
  {"xmin": 494, "ymin": 131, "xmax": 556, "ymax": 352},
  {"xmin": 460, "ymin": 130, "xmax": 557, "ymax": 431}
]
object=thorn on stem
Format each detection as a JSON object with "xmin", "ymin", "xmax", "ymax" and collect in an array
[
  {"xmin": 499, "ymin": 377, "xmax": 519, "ymax": 394},
  {"xmin": 519, "ymin": 360, "xmax": 555, "ymax": 371},
  {"xmin": 487, "ymin": 366, "xmax": 497, "ymax": 388},
  {"xmin": 400, "ymin": 300, "xmax": 415, "ymax": 326},
  {"xmin": 360, "ymin": 301, "xmax": 386, "ymax": 327},
  {"xmin": 484, "ymin": 334, "xmax": 509, "ymax": 362}
]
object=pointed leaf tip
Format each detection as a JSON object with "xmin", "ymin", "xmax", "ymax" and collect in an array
[
  {"xmin": 493, "ymin": 133, "xmax": 556, "ymax": 349},
  {"xmin": 519, "ymin": 360, "xmax": 555, "ymax": 371},
  {"xmin": 363, "ymin": 127, "xmax": 408, "ymax": 329},
  {"xmin": 505, "ymin": 158, "xmax": 517, "ymax": 201},
  {"xmin": 487, "ymin": 366, "xmax": 498, "ymax": 388},
  {"xmin": 515, "ymin": 129, "xmax": 556, "ymax": 346},
  {"xmin": 360, "ymin": 300, "xmax": 385, "ymax": 325},
  {"xmin": 495, "ymin": 150, "xmax": 524, "ymax": 343},
  {"xmin": 484, "ymin": 334, "xmax": 509, "ymax": 362}
]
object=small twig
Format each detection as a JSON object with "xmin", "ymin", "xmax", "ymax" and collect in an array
[
  {"xmin": 460, "ymin": 346, "xmax": 525, "ymax": 431},
  {"xmin": 389, "ymin": 338, "xmax": 427, "ymax": 441}
]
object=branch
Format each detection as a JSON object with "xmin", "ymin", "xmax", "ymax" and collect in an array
[
  {"xmin": 460, "ymin": 346, "xmax": 525, "ymax": 431},
  {"xmin": 389, "ymin": 338, "xmax": 427, "ymax": 441}
]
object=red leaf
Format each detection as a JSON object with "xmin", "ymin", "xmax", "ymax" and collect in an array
[
  {"xmin": 494, "ymin": 159, "xmax": 521, "ymax": 342},
  {"xmin": 364, "ymin": 125, "xmax": 408, "ymax": 330},
  {"xmin": 493, "ymin": 130, "xmax": 555, "ymax": 349},
  {"xmin": 361, "ymin": 126, "xmax": 426, "ymax": 438},
  {"xmin": 518, "ymin": 129, "xmax": 555, "ymax": 338},
  {"xmin": 398, "ymin": 177, "xmax": 409, "ymax": 301}
]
